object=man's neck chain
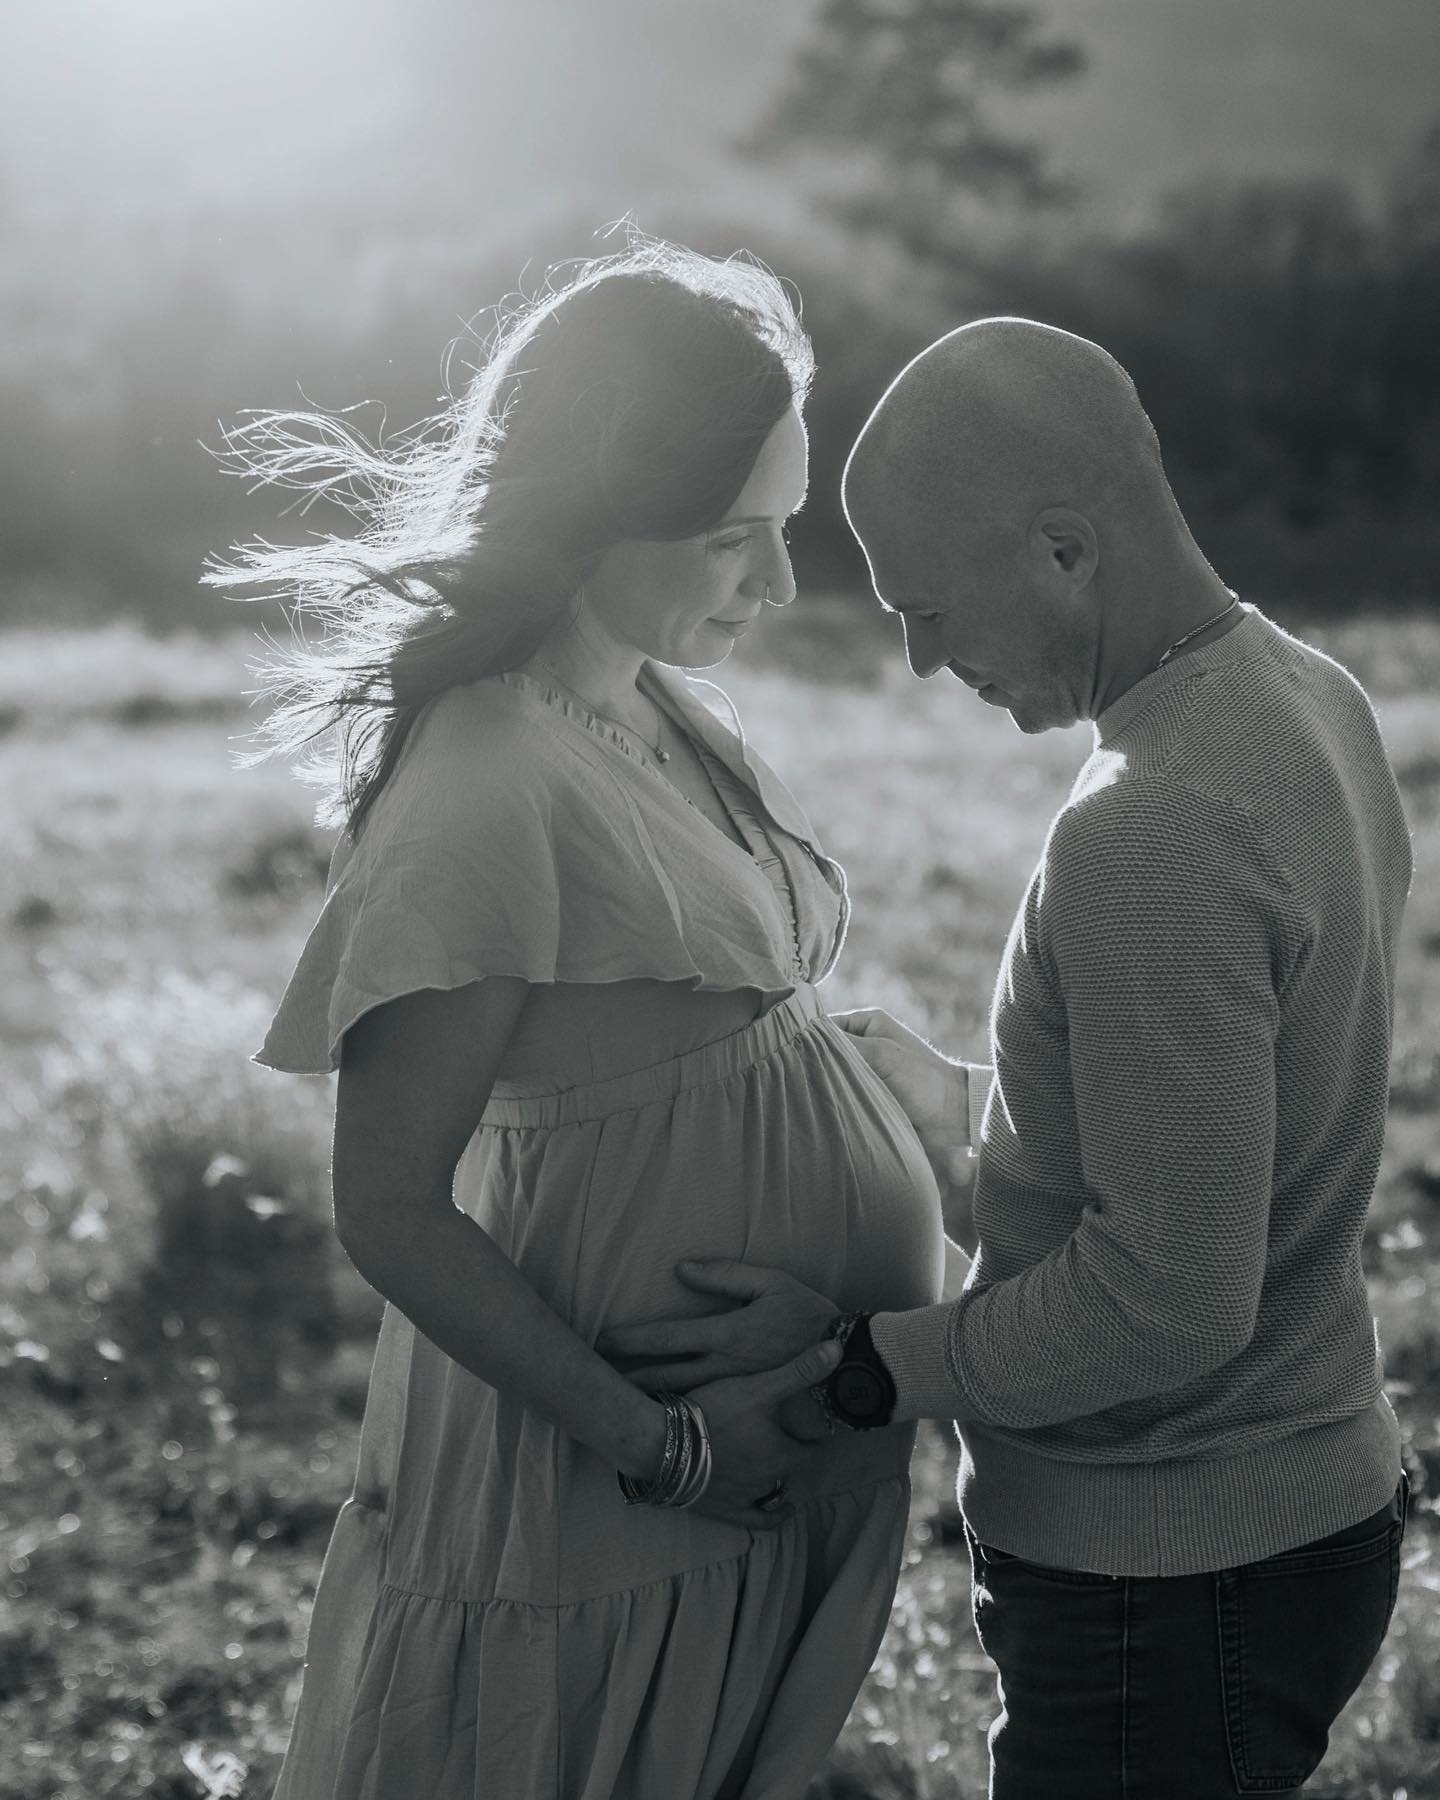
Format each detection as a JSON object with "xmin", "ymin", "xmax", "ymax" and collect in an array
[{"xmin": 1156, "ymin": 596, "xmax": 1241, "ymax": 670}]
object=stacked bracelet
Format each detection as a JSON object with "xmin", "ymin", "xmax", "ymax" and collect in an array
[{"xmin": 616, "ymin": 1393, "xmax": 713, "ymax": 1509}]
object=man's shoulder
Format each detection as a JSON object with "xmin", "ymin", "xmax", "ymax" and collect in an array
[
  {"xmin": 1044, "ymin": 765, "xmax": 1265, "ymax": 897},
  {"xmin": 1260, "ymin": 613, "xmax": 1375, "ymax": 705},
  {"xmin": 1200, "ymin": 613, "xmax": 1389, "ymax": 771},
  {"xmin": 1056, "ymin": 752, "xmax": 1243, "ymax": 840}
]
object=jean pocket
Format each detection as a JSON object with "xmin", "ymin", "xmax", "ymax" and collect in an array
[
  {"xmin": 969, "ymin": 1531, "xmax": 1116, "ymax": 1586},
  {"xmin": 1216, "ymin": 1506, "xmax": 1404, "ymax": 1793},
  {"xmin": 971, "ymin": 1535, "xmax": 1022, "ymax": 1567}
]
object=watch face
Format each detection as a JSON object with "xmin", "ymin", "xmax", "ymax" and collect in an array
[{"xmin": 834, "ymin": 1363, "xmax": 887, "ymax": 1421}]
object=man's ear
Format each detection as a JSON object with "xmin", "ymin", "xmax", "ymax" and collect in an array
[{"xmin": 1032, "ymin": 507, "xmax": 1098, "ymax": 586}]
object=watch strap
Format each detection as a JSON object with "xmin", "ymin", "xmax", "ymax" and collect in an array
[{"xmin": 824, "ymin": 1310, "xmax": 898, "ymax": 1429}]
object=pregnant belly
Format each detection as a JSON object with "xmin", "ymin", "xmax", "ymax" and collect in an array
[
  {"xmin": 419, "ymin": 1005, "xmax": 945, "ymax": 1573},
  {"xmin": 777, "ymin": 1013, "xmax": 947, "ymax": 1316},
  {"xmin": 470, "ymin": 1008, "xmax": 946, "ymax": 1338}
]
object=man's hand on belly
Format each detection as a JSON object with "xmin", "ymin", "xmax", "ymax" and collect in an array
[
  {"xmin": 832, "ymin": 1008, "xmax": 971, "ymax": 1165},
  {"xmin": 597, "ymin": 1260, "xmax": 839, "ymax": 1391}
]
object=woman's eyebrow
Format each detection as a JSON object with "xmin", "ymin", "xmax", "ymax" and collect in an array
[{"xmin": 713, "ymin": 495, "xmax": 808, "ymax": 528}]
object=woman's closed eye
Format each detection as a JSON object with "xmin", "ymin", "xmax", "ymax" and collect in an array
[{"xmin": 709, "ymin": 523, "xmax": 791, "ymax": 556}]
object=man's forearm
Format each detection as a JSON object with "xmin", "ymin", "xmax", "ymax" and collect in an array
[{"xmin": 870, "ymin": 1202, "xmax": 1263, "ymax": 1430}]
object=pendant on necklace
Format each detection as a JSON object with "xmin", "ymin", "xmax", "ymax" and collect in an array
[{"xmin": 655, "ymin": 748, "xmax": 670, "ymax": 763}]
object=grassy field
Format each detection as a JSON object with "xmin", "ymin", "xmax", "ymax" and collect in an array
[{"xmin": 2, "ymin": 610, "xmax": 1438, "ymax": 1799}]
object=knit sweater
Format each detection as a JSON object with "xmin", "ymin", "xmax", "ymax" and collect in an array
[{"xmin": 871, "ymin": 606, "xmax": 1413, "ymax": 1576}]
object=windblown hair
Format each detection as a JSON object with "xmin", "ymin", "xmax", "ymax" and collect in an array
[{"xmin": 205, "ymin": 236, "xmax": 814, "ymax": 833}]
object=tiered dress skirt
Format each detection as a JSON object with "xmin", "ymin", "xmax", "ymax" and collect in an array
[{"xmin": 270, "ymin": 985, "xmax": 944, "ymax": 1800}]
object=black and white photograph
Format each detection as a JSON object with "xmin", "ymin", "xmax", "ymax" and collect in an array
[{"xmin": 3, "ymin": 2, "xmax": 1439, "ymax": 1796}]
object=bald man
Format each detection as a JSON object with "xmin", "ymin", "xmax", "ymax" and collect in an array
[{"xmin": 602, "ymin": 320, "xmax": 1413, "ymax": 1798}]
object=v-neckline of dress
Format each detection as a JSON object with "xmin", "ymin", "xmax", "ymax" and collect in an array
[
  {"xmin": 639, "ymin": 668, "xmax": 812, "ymax": 979},
  {"xmin": 495, "ymin": 666, "xmax": 812, "ymax": 969},
  {"xmin": 497, "ymin": 667, "xmax": 760, "ymax": 868}
]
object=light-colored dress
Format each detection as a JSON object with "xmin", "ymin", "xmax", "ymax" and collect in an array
[{"xmin": 257, "ymin": 664, "xmax": 945, "ymax": 1800}]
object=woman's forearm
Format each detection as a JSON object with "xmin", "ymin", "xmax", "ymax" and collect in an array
[{"xmin": 338, "ymin": 1198, "xmax": 667, "ymax": 1481}]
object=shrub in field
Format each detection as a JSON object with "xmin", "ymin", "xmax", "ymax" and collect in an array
[
  {"xmin": 1, "ymin": 962, "xmax": 366, "ymax": 1798},
  {"xmin": 0, "ymin": 624, "xmax": 250, "ymax": 729},
  {"xmin": 45, "ymin": 969, "xmax": 348, "ymax": 1416},
  {"xmin": 221, "ymin": 824, "xmax": 332, "ymax": 906},
  {"xmin": 122, "ymin": 1142, "xmax": 340, "ymax": 1408}
]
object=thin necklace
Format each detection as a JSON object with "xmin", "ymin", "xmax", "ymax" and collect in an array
[
  {"xmin": 1156, "ymin": 596, "xmax": 1241, "ymax": 669},
  {"xmin": 528, "ymin": 664, "xmax": 672, "ymax": 763}
]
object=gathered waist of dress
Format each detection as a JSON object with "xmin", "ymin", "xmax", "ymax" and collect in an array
[{"xmin": 482, "ymin": 983, "xmax": 826, "ymax": 1129}]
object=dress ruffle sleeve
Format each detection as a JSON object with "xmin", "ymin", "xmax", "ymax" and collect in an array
[{"xmin": 255, "ymin": 678, "xmax": 819, "ymax": 1074}]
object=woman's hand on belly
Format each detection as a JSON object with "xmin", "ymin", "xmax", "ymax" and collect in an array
[
  {"xmin": 685, "ymin": 1337, "xmax": 843, "ymax": 1528},
  {"xmin": 597, "ymin": 1259, "xmax": 840, "ymax": 1390}
]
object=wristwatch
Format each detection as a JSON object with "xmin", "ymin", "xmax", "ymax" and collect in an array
[{"xmin": 823, "ymin": 1312, "xmax": 897, "ymax": 1430}]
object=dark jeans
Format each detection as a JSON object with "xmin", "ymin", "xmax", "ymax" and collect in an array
[{"xmin": 964, "ymin": 1473, "xmax": 1409, "ymax": 1800}]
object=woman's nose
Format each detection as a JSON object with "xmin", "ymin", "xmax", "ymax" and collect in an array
[{"xmin": 750, "ymin": 544, "xmax": 796, "ymax": 608}]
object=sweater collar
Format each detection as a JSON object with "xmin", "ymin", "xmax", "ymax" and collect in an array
[{"xmin": 1094, "ymin": 603, "xmax": 1267, "ymax": 745}]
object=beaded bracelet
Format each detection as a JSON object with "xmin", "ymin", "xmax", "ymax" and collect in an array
[{"xmin": 617, "ymin": 1393, "xmax": 713, "ymax": 1509}]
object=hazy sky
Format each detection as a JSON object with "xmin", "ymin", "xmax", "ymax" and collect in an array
[{"xmin": 2, "ymin": 0, "xmax": 1436, "ymax": 245}]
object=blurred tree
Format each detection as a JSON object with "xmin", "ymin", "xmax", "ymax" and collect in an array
[
  {"xmin": 742, "ymin": 0, "xmax": 1085, "ymax": 269},
  {"xmin": 980, "ymin": 129, "xmax": 1440, "ymax": 605},
  {"xmin": 1109, "ymin": 179, "xmax": 1385, "ymax": 521},
  {"xmin": 1378, "ymin": 118, "xmax": 1440, "ymax": 490},
  {"xmin": 727, "ymin": 0, "xmax": 1086, "ymax": 591}
]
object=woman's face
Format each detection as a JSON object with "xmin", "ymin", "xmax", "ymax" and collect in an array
[{"xmin": 581, "ymin": 406, "xmax": 810, "ymax": 670}]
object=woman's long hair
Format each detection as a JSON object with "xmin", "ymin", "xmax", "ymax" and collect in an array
[{"xmin": 206, "ymin": 236, "xmax": 814, "ymax": 833}]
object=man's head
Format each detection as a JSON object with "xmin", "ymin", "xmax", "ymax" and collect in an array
[{"xmin": 842, "ymin": 317, "xmax": 1188, "ymax": 732}]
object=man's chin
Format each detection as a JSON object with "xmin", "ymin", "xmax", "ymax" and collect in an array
[{"xmin": 1005, "ymin": 698, "xmax": 1070, "ymax": 735}]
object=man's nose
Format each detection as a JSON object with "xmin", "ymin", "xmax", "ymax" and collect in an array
[{"xmin": 903, "ymin": 616, "xmax": 947, "ymax": 679}]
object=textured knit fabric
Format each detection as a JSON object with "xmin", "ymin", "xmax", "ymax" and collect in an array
[
  {"xmin": 259, "ymin": 664, "xmax": 946, "ymax": 1800},
  {"xmin": 872, "ymin": 606, "xmax": 1413, "ymax": 1576}
]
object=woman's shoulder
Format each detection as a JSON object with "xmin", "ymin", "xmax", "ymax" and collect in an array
[
  {"xmin": 344, "ymin": 681, "xmax": 568, "ymax": 853},
  {"xmin": 402, "ymin": 675, "xmax": 604, "ymax": 793},
  {"xmin": 419, "ymin": 674, "xmax": 562, "ymax": 752}
]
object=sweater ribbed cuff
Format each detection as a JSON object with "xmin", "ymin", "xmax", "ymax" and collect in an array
[{"xmin": 870, "ymin": 1302, "xmax": 970, "ymax": 1424}]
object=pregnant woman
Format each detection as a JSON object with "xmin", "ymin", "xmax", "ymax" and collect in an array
[{"xmin": 214, "ymin": 238, "xmax": 945, "ymax": 1799}]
